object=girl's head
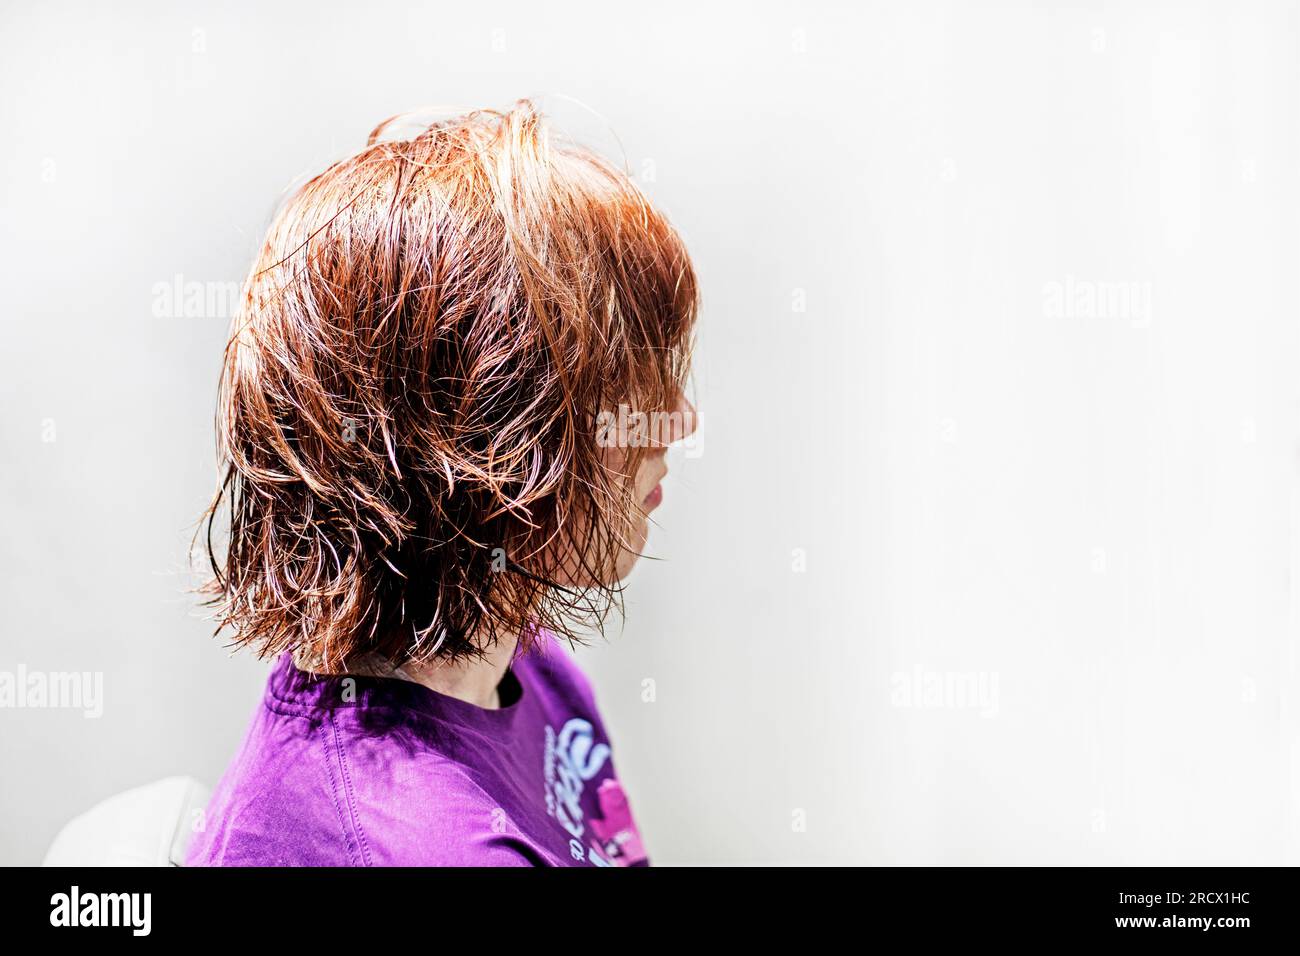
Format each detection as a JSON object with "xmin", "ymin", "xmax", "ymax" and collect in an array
[{"xmin": 201, "ymin": 100, "xmax": 698, "ymax": 671}]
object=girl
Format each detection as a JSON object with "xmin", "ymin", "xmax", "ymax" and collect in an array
[{"xmin": 188, "ymin": 101, "xmax": 698, "ymax": 866}]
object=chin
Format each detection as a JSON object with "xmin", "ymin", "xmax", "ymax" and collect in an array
[
  {"xmin": 612, "ymin": 522, "xmax": 651, "ymax": 581},
  {"xmin": 612, "ymin": 554, "xmax": 640, "ymax": 582}
]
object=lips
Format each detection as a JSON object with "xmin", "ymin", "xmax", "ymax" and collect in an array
[{"xmin": 642, "ymin": 482, "xmax": 663, "ymax": 509}]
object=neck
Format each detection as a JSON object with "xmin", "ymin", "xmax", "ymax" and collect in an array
[{"xmin": 394, "ymin": 634, "xmax": 519, "ymax": 710}]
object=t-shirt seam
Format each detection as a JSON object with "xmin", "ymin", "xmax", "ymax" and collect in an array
[
  {"xmin": 328, "ymin": 710, "xmax": 373, "ymax": 866},
  {"xmin": 315, "ymin": 717, "xmax": 365, "ymax": 866},
  {"xmin": 266, "ymin": 693, "xmax": 407, "ymax": 720}
]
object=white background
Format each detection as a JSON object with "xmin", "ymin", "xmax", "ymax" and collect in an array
[{"xmin": 1, "ymin": 0, "xmax": 1297, "ymax": 865}]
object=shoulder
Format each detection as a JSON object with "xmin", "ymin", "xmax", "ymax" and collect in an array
[
  {"xmin": 190, "ymin": 711, "xmax": 542, "ymax": 867},
  {"xmin": 185, "ymin": 692, "xmax": 365, "ymax": 866},
  {"xmin": 191, "ymin": 662, "xmax": 547, "ymax": 867}
]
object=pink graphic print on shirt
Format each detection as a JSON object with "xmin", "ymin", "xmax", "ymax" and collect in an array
[{"xmin": 544, "ymin": 717, "xmax": 647, "ymax": 866}]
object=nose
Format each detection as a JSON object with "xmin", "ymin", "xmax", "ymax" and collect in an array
[{"xmin": 666, "ymin": 394, "xmax": 697, "ymax": 446}]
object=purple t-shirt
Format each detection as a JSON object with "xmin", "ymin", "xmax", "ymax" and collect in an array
[{"xmin": 187, "ymin": 635, "xmax": 648, "ymax": 866}]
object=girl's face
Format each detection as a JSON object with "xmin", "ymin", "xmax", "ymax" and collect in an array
[
  {"xmin": 550, "ymin": 394, "xmax": 697, "ymax": 587},
  {"xmin": 608, "ymin": 393, "xmax": 697, "ymax": 581}
]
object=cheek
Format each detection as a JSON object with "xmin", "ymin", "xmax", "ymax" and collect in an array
[
  {"xmin": 552, "ymin": 508, "xmax": 647, "ymax": 587},
  {"xmin": 552, "ymin": 449, "xmax": 653, "ymax": 586},
  {"xmin": 601, "ymin": 447, "xmax": 654, "ymax": 502},
  {"xmin": 601, "ymin": 445, "xmax": 631, "ymax": 477}
]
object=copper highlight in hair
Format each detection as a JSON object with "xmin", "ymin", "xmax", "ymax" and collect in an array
[{"xmin": 199, "ymin": 100, "xmax": 698, "ymax": 670}]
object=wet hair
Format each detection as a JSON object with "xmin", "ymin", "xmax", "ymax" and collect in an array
[{"xmin": 198, "ymin": 100, "xmax": 697, "ymax": 670}]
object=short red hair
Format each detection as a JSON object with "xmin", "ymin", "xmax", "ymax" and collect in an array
[{"xmin": 200, "ymin": 100, "xmax": 698, "ymax": 669}]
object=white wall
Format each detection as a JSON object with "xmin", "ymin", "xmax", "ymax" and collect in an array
[{"xmin": 2, "ymin": 0, "xmax": 1297, "ymax": 865}]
